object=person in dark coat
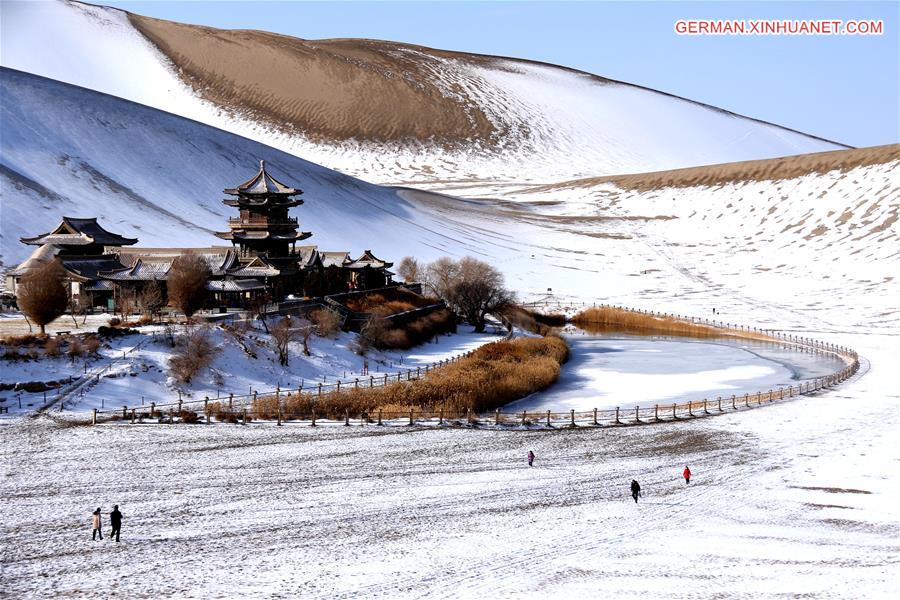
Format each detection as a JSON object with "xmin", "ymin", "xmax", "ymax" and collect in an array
[
  {"xmin": 683, "ymin": 466, "xmax": 692, "ymax": 485},
  {"xmin": 527, "ymin": 450, "xmax": 535, "ymax": 467},
  {"xmin": 109, "ymin": 505, "xmax": 122, "ymax": 542},
  {"xmin": 631, "ymin": 480, "xmax": 641, "ymax": 503},
  {"xmin": 91, "ymin": 507, "xmax": 103, "ymax": 540}
]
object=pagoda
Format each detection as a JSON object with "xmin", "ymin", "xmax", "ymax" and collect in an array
[{"xmin": 215, "ymin": 160, "xmax": 312, "ymax": 260}]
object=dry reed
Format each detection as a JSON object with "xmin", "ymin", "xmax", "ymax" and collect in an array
[{"xmin": 251, "ymin": 335, "xmax": 569, "ymax": 420}]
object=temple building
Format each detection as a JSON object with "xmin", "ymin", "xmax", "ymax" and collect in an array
[{"xmin": 8, "ymin": 161, "xmax": 394, "ymax": 310}]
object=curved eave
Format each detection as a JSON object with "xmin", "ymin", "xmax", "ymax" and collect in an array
[{"xmin": 222, "ymin": 197, "xmax": 303, "ymax": 208}]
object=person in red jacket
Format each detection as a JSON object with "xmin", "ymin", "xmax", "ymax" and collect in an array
[
  {"xmin": 683, "ymin": 465, "xmax": 692, "ymax": 485},
  {"xmin": 527, "ymin": 450, "xmax": 535, "ymax": 467}
]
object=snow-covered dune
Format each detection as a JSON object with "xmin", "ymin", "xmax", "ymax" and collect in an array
[
  {"xmin": 2, "ymin": 67, "xmax": 897, "ymax": 333},
  {"xmin": 0, "ymin": 67, "xmax": 488, "ymax": 269},
  {"xmin": 1, "ymin": 0, "xmax": 846, "ymax": 187}
]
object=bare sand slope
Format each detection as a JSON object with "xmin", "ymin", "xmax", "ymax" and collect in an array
[
  {"xmin": 519, "ymin": 144, "xmax": 900, "ymax": 193},
  {"xmin": 129, "ymin": 14, "xmax": 502, "ymax": 145},
  {"xmin": 127, "ymin": 11, "xmax": 845, "ymax": 152}
]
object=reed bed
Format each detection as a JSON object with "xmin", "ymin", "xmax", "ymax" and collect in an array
[
  {"xmin": 250, "ymin": 335, "xmax": 569, "ymax": 420},
  {"xmin": 572, "ymin": 306, "xmax": 721, "ymax": 338}
]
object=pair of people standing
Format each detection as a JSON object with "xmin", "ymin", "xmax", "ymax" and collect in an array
[{"xmin": 91, "ymin": 506, "xmax": 123, "ymax": 542}]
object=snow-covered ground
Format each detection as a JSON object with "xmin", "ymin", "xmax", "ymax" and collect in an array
[
  {"xmin": 0, "ymin": 320, "xmax": 499, "ymax": 417},
  {"xmin": 1, "ymin": 333, "xmax": 895, "ymax": 598}
]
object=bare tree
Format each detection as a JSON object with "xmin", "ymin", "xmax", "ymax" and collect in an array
[
  {"xmin": 138, "ymin": 280, "xmax": 165, "ymax": 323},
  {"xmin": 16, "ymin": 260, "xmax": 69, "ymax": 334},
  {"xmin": 431, "ymin": 257, "xmax": 514, "ymax": 333},
  {"xmin": 167, "ymin": 254, "xmax": 211, "ymax": 320},
  {"xmin": 426, "ymin": 256, "xmax": 460, "ymax": 302},
  {"xmin": 271, "ymin": 316, "xmax": 312, "ymax": 365},
  {"xmin": 397, "ymin": 256, "xmax": 423, "ymax": 284},
  {"xmin": 247, "ymin": 293, "xmax": 271, "ymax": 333},
  {"xmin": 309, "ymin": 308, "xmax": 342, "ymax": 337},
  {"xmin": 67, "ymin": 289, "xmax": 85, "ymax": 329}
]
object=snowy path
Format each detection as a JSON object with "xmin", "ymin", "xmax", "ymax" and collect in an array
[{"xmin": 1, "ymin": 334, "xmax": 895, "ymax": 598}]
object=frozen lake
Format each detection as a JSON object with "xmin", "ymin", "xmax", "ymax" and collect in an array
[{"xmin": 506, "ymin": 332, "xmax": 848, "ymax": 412}]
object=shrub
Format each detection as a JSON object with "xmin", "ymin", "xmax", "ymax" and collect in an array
[
  {"xmin": 44, "ymin": 338, "xmax": 61, "ymax": 358},
  {"xmin": 16, "ymin": 260, "xmax": 69, "ymax": 334},
  {"xmin": 168, "ymin": 328, "xmax": 219, "ymax": 384},
  {"xmin": 309, "ymin": 308, "xmax": 342, "ymax": 337},
  {"xmin": 168, "ymin": 254, "xmax": 211, "ymax": 318},
  {"xmin": 67, "ymin": 337, "xmax": 83, "ymax": 361},
  {"xmin": 179, "ymin": 410, "xmax": 200, "ymax": 424},
  {"xmin": 108, "ymin": 317, "xmax": 122, "ymax": 327},
  {"xmin": 83, "ymin": 336, "xmax": 101, "ymax": 357}
]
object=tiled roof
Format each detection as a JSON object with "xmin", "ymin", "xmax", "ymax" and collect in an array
[
  {"xmin": 224, "ymin": 160, "xmax": 301, "ymax": 196},
  {"xmin": 21, "ymin": 217, "xmax": 137, "ymax": 246}
]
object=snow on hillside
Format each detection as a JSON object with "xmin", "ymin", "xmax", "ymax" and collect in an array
[
  {"xmin": 0, "ymin": 0, "xmax": 846, "ymax": 187},
  {"xmin": 0, "ymin": 67, "xmax": 494, "ymax": 269}
]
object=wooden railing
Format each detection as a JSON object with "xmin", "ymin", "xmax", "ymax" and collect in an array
[{"xmin": 82, "ymin": 304, "xmax": 860, "ymax": 428}]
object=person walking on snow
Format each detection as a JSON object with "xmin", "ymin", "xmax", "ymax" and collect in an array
[
  {"xmin": 683, "ymin": 466, "xmax": 692, "ymax": 485},
  {"xmin": 527, "ymin": 450, "xmax": 535, "ymax": 467},
  {"xmin": 109, "ymin": 505, "xmax": 122, "ymax": 542},
  {"xmin": 631, "ymin": 479, "xmax": 641, "ymax": 503},
  {"xmin": 91, "ymin": 507, "xmax": 103, "ymax": 540}
]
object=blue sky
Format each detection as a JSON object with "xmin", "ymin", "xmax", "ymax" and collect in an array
[{"xmin": 101, "ymin": 1, "xmax": 899, "ymax": 148}]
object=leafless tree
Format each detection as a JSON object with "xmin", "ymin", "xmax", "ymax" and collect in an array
[
  {"xmin": 16, "ymin": 260, "xmax": 69, "ymax": 334},
  {"xmin": 271, "ymin": 316, "xmax": 312, "ymax": 365},
  {"xmin": 169, "ymin": 326, "xmax": 219, "ymax": 384},
  {"xmin": 426, "ymin": 256, "xmax": 460, "ymax": 302},
  {"xmin": 452, "ymin": 257, "xmax": 514, "ymax": 333},
  {"xmin": 167, "ymin": 254, "xmax": 211, "ymax": 320},
  {"xmin": 397, "ymin": 256, "xmax": 423, "ymax": 284},
  {"xmin": 139, "ymin": 280, "xmax": 165, "ymax": 323}
]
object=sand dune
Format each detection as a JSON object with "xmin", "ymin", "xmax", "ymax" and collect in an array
[{"xmin": 518, "ymin": 145, "xmax": 900, "ymax": 193}]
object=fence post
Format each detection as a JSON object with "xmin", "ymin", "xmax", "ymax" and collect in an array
[
  {"xmin": 122, "ymin": 406, "xmax": 127, "ymax": 419},
  {"xmin": 731, "ymin": 395, "xmax": 736, "ymax": 410},
  {"xmin": 336, "ymin": 381, "xmax": 341, "ymax": 392},
  {"xmin": 92, "ymin": 408, "xmax": 97, "ymax": 425},
  {"xmin": 615, "ymin": 407, "xmax": 620, "ymax": 424},
  {"xmin": 571, "ymin": 409, "xmax": 576, "ymax": 427},
  {"xmin": 318, "ymin": 383, "xmax": 323, "ymax": 399},
  {"xmin": 370, "ymin": 376, "xmax": 374, "ymax": 388},
  {"xmin": 522, "ymin": 410, "xmax": 527, "ymax": 426},
  {"xmin": 178, "ymin": 400, "xmax": 183, "ymax": 414},
  {"xmin": 689, "ymin": 402, "xmax": 693, "ymax": 417},
  {"xmin": 150, "ymin": 402, "xmax": 156, "ymax": 418},
  {"xmin": 594, "ymin": 408, "xmax": 599, "ymax": 425},
  {"xmin": 717, "ymin": 396, "xmax": 722, "ymax": 412},
  {"xmin": 204, "ymin": 398, "xmax": 209, "ymax": 424},
  {"xmin": 439, "ymin": 407, "xmax": 444, "ymax": 425},
  {"xmin": 229, "ymin": 393, "xmax": 233, "ymax": 411},
  {"xmin": 546, "ymin": 410, "xmax": 551, "ymax": 427},
  {"xmin": 654, "ymin": 405, "xmax": 659, "ymax": 422},
  {"xmin": 745, "ymin": 394, "xmax": 750, "ymax": 408},
  {"xmin": 278, "ymin": 398, "xmax": 283, "ymax": 426},
  {"xmin": 345, "ymin": 410, "xmax": 350, "ymax": 426},
  {"xmin": 130, "ymin": 409, "xmax": 136, "ymax": 424},
  {"xmin": 241, "ymin": 408, "xmax": 247, "ymax": 424},
  {"xmin": 496, "ymin": 409, "xmax": 501, "ymax": 425},
  {"xmin": 756, "ymin": 392, "xmax": 761, "ymax": 406},
  {"xmin": 384, "ymin": 374, "xmax": 389, "ymax": 386},
  {"xmin": 311, "ymin": 410, "xmax": 316, "ymax": 427},
  {"xmin": 377, "ymin": 409, "xmax": 383, "ymax": 426},
  {"xmin": 768, "ymin": 389, "xmax": 773, "ymax": 402},
  {"xmin": 634, "ymin": 405, "xmax": 640, "ymax": 423},
  {"xmin": 704, "ymin": 399, "xmax": 709, "ymax": 414},
  {"xmin": 672, "ymin": 403, "xmax": 676, "ymax": 419}
]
